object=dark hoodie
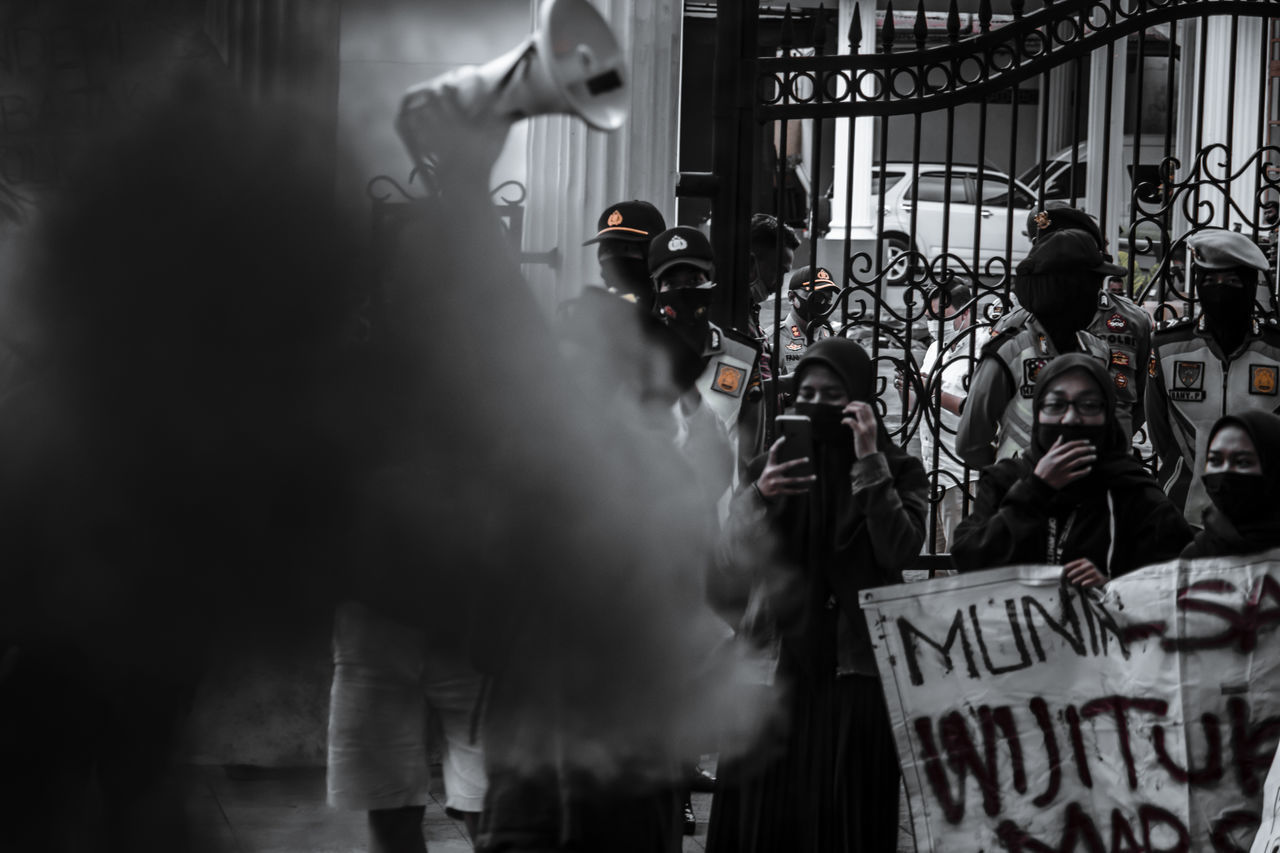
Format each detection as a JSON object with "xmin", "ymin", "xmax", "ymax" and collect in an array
[
  {"xmin": 710, "ymin": 337, "xmax": 928, "ymax": 677},
  {"xmin": 951, "ymin": 354, "xmax": 1191, "ymax": 575},
  {"xmin": 1182, "ymin": 410, "xmax": 1280, "ymax": 559}
]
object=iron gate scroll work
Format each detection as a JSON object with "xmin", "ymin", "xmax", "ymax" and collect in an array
[{"xmin": 729, "ymin": 0, "xmax": 1280, "ymax": 555}]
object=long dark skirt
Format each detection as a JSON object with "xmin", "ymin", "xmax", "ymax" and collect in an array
[{"xmin": 706, "ymin": 672, "xmax": 901, "ymax": 853}]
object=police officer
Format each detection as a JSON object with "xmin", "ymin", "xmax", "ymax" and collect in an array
[
  {"xmin": 1022, "ymin": 203, "xmax": 1154, "ymax": 439},
  {"xmin": 774, "ymin": 265, "xmax": 839, "ymax": 376},
  {"xmin": 558, "ymin": 200, "xmax": 669, "ymax": 399},
  {"xmin": 582, "ymin": 199, "xmax": 668, "ymax": 309},
  {"xmin": 1146, "ymin": 227, "xmax": 1280, "ymax": 524},
  {"xmin": 649, "ymin": 226, "xmax": 762, "ymax": 480},
  {"xmin": 956, "ymin": 227, "xmax": 1111, "ymax": 469}
]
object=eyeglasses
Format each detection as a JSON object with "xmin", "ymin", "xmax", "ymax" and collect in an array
[{"xmin": 1039, "ymin": 398, "xmax": 1106, "ymax": 417}]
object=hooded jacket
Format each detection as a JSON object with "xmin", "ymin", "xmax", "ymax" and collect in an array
[
  {"xmin": 951, "ymin": 354, "xmax": 1191, "ymax": 575},
  {"xmin": 709, "ymin": 338, "xmax": 928, "ymax": 678},
  {"xmin": 1181, "ymin": 410, "xmax": 1280, "ymax": 559}
]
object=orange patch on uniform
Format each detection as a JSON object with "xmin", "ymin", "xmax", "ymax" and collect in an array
[
  {"xmin": 1251, "ymin": 364, "xmax": 1278, "ymax": 395},
  {"xmin": 1111, "ymin": 350, "xmax": 1131, "ymax": 367},
  {"xmin": 1115, "ymin": 373, "xmax": 1128, "ymax": 389},
  {"xmin": 1148, "ymin": 354, "xmax": 1157, "ymax": 378},
  {"xmin": 607, "ymin": 210, "xmax": 623, "ymax": 226},
  {"xmin": 714, "ymin": 363, "xmax": 746, "ymax": 396}
]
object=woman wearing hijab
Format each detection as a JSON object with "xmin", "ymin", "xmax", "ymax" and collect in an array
[
  {"xmin": 951, "ymin": 353, "xmax": 1191, "ymax": 580},
  {"xmin": 706, "ymin": 337, "xmax": 928, "ymax": 853},
  {"xmin": 1181, "ymin": 410, "xmax": 1280, "ymax": 558}
]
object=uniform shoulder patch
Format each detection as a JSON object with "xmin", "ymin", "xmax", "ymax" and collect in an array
[
  {"xmin": 1020, "ymin": 357, "xmax": 1050, "ymax": 398},
  {"xmin": 1106, "ymin": 313, "xmax": 1128, "ymax": 332},
  {"xmin": 1169, "ymin": 359, "xmax": 1206, "ymax": 402},
  {"xmin": 1250, "ymin": 363, "xmax": 1279, "ymax": 396},
  {"xmin": 713, "ymin": 362, "xmax": 746, "ymax": 397}
]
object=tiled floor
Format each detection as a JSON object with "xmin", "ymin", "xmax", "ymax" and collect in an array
[{"xmin": 185, "ymin": 765, "xmax": 916, "ymax": 852}]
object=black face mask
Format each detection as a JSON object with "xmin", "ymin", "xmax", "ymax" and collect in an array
[
  {"xmin": 1197, "ymin": 283, "xmax": 1254, "ymax": 331},
  {"xmin": 792, "ymin": 290, "xmax": 836, "ymax": 324},
  {"xmin": 656, "ymin": 287, "xmax": 714, "ymax": 326},
  {"xmin": 1203, "ymin": 471, "xmax": 1270, "ymax": 524},
  {"xmin": 1015, "ymin": 277, "xmax": 1099, "ymax": 336},
  {"xmin": 1034, "ymin": 422, "xmax": 1110, "ymax": 457},
  {"xmin": 600, "ymin": 256, "xmax": 652, "ymax": 297},
  {"xmin": 794, "ymin": 402, "xmax": 852, "ymax": 445}
]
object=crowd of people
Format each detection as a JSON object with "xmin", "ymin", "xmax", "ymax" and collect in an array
[{"xmin": 2, "ymin": 76, "xmax": 1280, "ymax": 853}]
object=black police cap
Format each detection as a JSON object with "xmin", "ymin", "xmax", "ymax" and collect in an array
[
  {"xmin": 1026, "ymin": 202, "xmax": 1107, "ymax": 250},
  {"xmin": 787, "ymin": 265, "xmax": 838, "ymax": 292},
  {"xmin": 649, "ymin": 226, "xmax": 715, "ymax": 280},
  {"xmin": 1016, "ymin": 227, "xmax": 1126, "ymax": 278},
  {"xmin": 583, "ymin": 200, "xmax": 667, "ymax": 246}
]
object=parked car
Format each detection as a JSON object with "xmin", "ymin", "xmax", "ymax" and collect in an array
[
  {"xmin": 1017, "ymin": 136, "xmax": 1172, "ymax": 208},
  {"xmin": 1017, "ymin": 136, "xmax": 1174, "ymax": 256},
  {"xmin": 872, "ymin": 163, "xmax": 1038, "ymax": 285}
]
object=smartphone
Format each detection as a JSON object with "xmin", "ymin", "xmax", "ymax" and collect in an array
[{"xmin": 775, "ymin": 414, "xmax": 815, "ymax": 479}]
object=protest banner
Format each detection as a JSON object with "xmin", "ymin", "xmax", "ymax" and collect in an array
[{"xmin": 861, "ymin": 550, "xmax": 1280, "ymax": 852}]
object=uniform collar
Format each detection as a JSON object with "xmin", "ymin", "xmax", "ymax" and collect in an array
[
  {"xmin": 1193, "ymin": 313, "xmax": 1263, "ymax": 360},
  {"xmin": 700, "ymin": 321, "xmax": 724, "ymax": 357}
]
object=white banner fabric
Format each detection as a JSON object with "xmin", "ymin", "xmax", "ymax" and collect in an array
[{"xmin": 860, "ymin": 551, "xmax": 1280, "ymax": 852}]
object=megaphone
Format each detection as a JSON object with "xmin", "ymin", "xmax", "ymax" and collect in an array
[{"xmin": 397, "ymin": 0, "xmax": 628, "ymax": 169}]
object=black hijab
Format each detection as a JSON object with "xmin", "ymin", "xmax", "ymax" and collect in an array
[
  {"xmin": 1028, "ymin": 353, "xmax": 1151, "ymax": 496},
  {"xmin": 1188, "ymin": 410, "xmax": 1280, "ymax": 557},
  {"xmin": 792, "ymin": 337, "xmax": 898, "ymax": 455}
]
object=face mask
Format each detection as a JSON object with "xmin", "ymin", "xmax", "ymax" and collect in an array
[
  {"xmin": 1015, "ymin": 277, "xmax": 1100, "ymax": 334},
  {"xmin": 1203, "ymin": 471, "xmax": 1270, "ymax": 524},
  {"xmin": 794, "ymin": 401, "xmax": 852, "ymax": 445},
  {"xmin": 1034, "ymin": 422, "xmax": 1110, "ymax": 456},
  {"xmin": 1197, "ymin": 283, "xmax": 1254, "ymax": 329},
  {"xmin": 656, "ymin": 287, "xmax": 714, "ymax": 326},
  {"xmin": 599, "ymin": 256, "xmax": 652, "ymax": 297},
  {"xmin": 792, "ymin": 290, "xmax": 835, "ymax": 323}
]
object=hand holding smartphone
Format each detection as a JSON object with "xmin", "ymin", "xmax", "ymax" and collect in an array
[{"xmin": 774, "ymin": 414, "xmax": 815, "ymax": 479}]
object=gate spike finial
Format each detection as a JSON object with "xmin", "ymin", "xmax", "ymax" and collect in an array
[
  {"xmin": 813, "ymin": 3, "xmax": 827, "ymax": 51},
  {"xmin": 913, "ymin": 0, "xmax": 928, "ymax": 49},
  {"xmin": 849, "ymin": 2, "xmax": 863, "ymax": 50},
  {"xmin": 882, "ymin": 0, "xmax": 896, "ymax": 52},
  {"xmin": 946, "ymin": 0, "xmax": 961, "ymax": 41},
  {"xmin": 978, "ymin": 0, "xmax": 992, "ymax": 32},
  {"xmin": 781, "ymin": 4, "xmax": 795, "ymax": 49}
]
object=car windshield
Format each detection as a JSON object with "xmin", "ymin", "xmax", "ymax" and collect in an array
[
  {"xmin": 869, "ymin": 170, "xmax": 906, "ymax": 195},
  {"xmin": 977, "ymin": 176, "xmax": 1035, "ymax": 209}
]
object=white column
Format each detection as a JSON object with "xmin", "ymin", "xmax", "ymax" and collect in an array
[
  {"xmin": 1196, "ymin": 17, "xmax": 1265, "ymax": 232},
  {"xmin": 522, "ymin": 0, "xmax": 684, "ymax": 312},
  {"xmin": 828, "ymin": 0, "xmax": 879, "ymax": 239},
  {"xmin": 1173, "ymin": 19, "xmax": 1200, "ymax": 241},
  {"xmin": 1084, "ymin": 31, "xmax": 1127, "ymax": 247}
]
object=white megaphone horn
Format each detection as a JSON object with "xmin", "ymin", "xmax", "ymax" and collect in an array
[{"xmin": 396, "ymin": 0, "xmax": 628, "ymax": 168}]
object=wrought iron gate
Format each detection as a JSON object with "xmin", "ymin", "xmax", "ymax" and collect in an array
[{"xmin": 710, "ymin": 0, "xmax": 1280, "ymax": 555}]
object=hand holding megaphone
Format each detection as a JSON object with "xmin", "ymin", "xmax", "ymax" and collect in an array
[
  {"xmin": 396, "ymin": 67, "xmax": 516, "ymax": 190},
  {"xmin": 396, "ymin": 0, "xmax": 629, "ymax": 189}
]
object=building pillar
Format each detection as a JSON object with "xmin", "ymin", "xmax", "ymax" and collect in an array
[
  {"xmin": 1195, "ymin": 17, "xmax": 1266, "ymax": 232},
  {"xmin": 522, "ymin": 0, "xmax": 684, "ymax": 311},
  {"xmin": 1084, "ymin": 30, "xmax": 1128, "ymax": 246},
  {"xmin": 827, "ymin": 0, "xmax": 879, "ymax": 241}
]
